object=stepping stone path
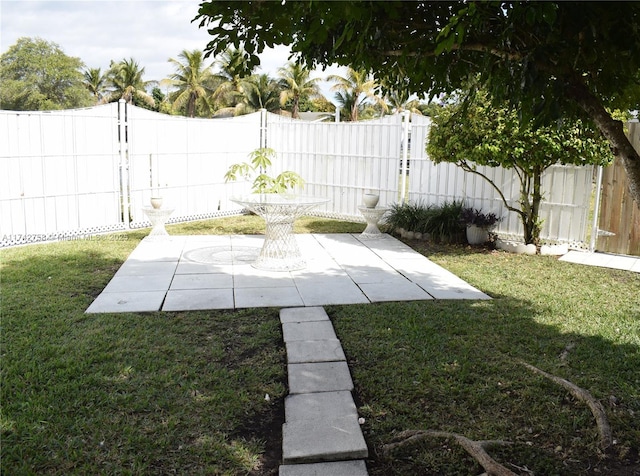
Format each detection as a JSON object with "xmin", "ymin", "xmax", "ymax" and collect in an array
[{"xmin": 279, "ymin": 307, "xmax": 369, "ymax": 476}]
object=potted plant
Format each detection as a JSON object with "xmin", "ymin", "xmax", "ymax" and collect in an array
[
  {"xmin": 224, "ymin": 147, "xmax": 304, "ymax": 194},
  {"xmin": 460, "ymin": 207, "xmax": 502, "ymax": 245}
]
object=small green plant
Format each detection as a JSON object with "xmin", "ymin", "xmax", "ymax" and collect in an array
[{"xmin": 224, "ymin": 147, "xmax": 304, "ymax": 193}]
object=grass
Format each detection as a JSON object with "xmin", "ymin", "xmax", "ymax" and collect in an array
[{"xmin": 1, "ymin": 217, "xmax": 639, "ymax": 475}]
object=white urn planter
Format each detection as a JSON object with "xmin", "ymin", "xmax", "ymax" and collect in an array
[
  {"xmin": 466, "ymin": 225, "xmax": 489, "ymax": 245},
  {"xmin": 362, "ymin": 193, "xmax": 380, "ymax": 208},
  {"xmin": 150, "ymin": 197, "xmax": 163, "ymax": 209}
]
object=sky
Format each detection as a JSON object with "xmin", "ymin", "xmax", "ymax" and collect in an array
[{"xmin": 0, "ymin": 0, "xmax": 344, "ymax": 100}]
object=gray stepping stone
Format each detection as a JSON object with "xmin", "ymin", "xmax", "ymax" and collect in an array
[
  {"xmin": 280, "ymin": 307, "xmax": 329, "ymax": 323},
  {"xmin": 282, "ymin": 416, "xmax": 368, "ymax": 463},
  {"xmin": 282, "ymin": 321, "xmax": 337, "ymax": 342},
  {"xmin": 288, "ymin": 361, "xmax": 354, "ymax": 394},
  {"xmin": 279, "ymin": 460, "xmax": 368, "ymax": 476},
  {"xmin": 285, "ymin": 391, "xmax": 357, "ymax": 423},
  {"xmin": 285, "ymin": 340, "xmax": 346, "ymax": 363}
]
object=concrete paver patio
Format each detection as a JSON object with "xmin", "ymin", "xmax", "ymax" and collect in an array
[{"xmin": 86, "ymin": 233, "xmax": 490, "ymax": 313}]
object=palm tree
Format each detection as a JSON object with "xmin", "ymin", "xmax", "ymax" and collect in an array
[
  {"xmin": 327, "ymin": 68, "xmax": 387, "ymax": 121},
  {"xmin": 239, "ymin": 74, "xmax": 282, "ymax": 113},
  {"xmin": 83, "ymin": 67, "xmax": 108, "ymax": 104},
  {"xmin": 277, "ymin": 62, "xmax": 321, "ymax": 119},
  {"xmin": 212, "ymin": 47, "xmax": 254, "ymax": 109},
  {"xmin": 107, "ymin": 58, "xmax": 155, "ymax": 107},
  {"xmin": 166, "ymin": 49, "xmax": 218, "ymax": 117}
]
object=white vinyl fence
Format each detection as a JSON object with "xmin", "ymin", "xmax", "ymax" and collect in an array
[{"xmin": 0, "ymin": 102, "xmax": 594, "ymax": 247}]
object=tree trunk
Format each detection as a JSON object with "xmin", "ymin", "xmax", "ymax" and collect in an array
[
  {"xmin": 567, "ymin": 78, "xmax": 640, "ymax": 208},
  {"xmin": 530, "ymin": 167, "xmax": 543, "ymax": 245},
  {"xmin": 292, "ymin": 97, "xmax": 300, "ymax": 119},
  {"xmin": 519, "ymin": 169, "xmax": 543, "ymax": 245}
]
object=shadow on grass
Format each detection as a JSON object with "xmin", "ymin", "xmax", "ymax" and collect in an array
[
  {"xmin": 329, "ymin": 295, "xmax": 640, "ymax": 476},
  {"xmin": 0, "ymin": 240, "xmax": 286, "ymax": 476}
]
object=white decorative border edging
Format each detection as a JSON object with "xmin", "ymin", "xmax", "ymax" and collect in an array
[{"xmin": 496, "ymin": 239, "xmax": 569, "ymax": 256}]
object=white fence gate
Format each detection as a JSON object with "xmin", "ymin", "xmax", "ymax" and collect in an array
[{"xmin": 0, "ymin": 102, "xmax": 594, "ymax": 247}]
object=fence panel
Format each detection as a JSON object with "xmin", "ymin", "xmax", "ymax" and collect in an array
[
  {"xmin": 267, "ymin": 113, "xmax": 402, "ymax": 219},
  {"xmin": 597, "ymin": 121, "xmax": 640, "ymax": 255},
  {"xmin": 1, "ymin": 106, "xmax": 595, "ymax": 247},
  {"xmin": 126, "ymin": 106, "xmax": 261, "ymax": 225},
  {"xmin": 0, "ymin": 104, "xmax": 123, "ymax": 245}
]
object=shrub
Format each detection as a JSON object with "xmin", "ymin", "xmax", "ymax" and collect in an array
[{"xmin": 385, "ymin": 199, "xmax": 466, "ymax": 243}]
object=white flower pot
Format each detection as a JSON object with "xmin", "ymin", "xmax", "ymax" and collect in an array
[
  {"xmin": 150, "ymin": 197, "xmax": 163, "ymax": 209},
  {"xmin": 466, "ymin": 225, "xmax": 489, "ymax": 245},
  {"xmin": 362, "ymin": 193, "xmax": 380, "ymax": 208}
]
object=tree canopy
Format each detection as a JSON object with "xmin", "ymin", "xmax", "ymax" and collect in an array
[
  {"xmin": 0, "ymin": 37, "xmax": 93, "ymax": 110},
  {"xmin": 195, "ymin": 1, "xmax": 640, "ymax": 204},
  {"xmin": 167, "ymin": 49, "xmax": 218, "ymax": 117},
  {"xmin": 428, "ymin": 89, "xmax": 611, "ymax": 244}
]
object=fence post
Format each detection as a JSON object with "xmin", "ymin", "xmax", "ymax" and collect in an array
[
  {"xmin": 260, "ymin": 108, "xmax": 268, "ymax": 150},
  {"xmin": 400, "ymin": 111, "xmax": 411, "ymax": 203},
  {"xmin": 117, "ymin": 99, "xmax": 131, "ymax": 228}
]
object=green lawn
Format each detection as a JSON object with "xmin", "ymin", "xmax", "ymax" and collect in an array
[{"xmin": 1, "ymin": 217, "xmax": 638, "ymax": 475}]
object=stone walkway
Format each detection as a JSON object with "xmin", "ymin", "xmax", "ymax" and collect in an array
[
  {"xmin": 559, "ymin": 250, "xmax": 640, "ymax": 273},
  {"xmin": 86, "ymin": 233, "xmax": 490, "ymax": 313},
  {"xmin": 279, "ymin": 307, "xmax": 369, "ymax": 476}
]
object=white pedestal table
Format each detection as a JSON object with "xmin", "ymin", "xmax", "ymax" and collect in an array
[{"xmin": 231, "ymin": 194, "xmax": 330, "ymax": 271}]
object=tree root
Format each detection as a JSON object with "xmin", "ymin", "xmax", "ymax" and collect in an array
[
  {"xmin": 382, "ymin": 429, "xmax": 517, "ymax": 476},
  {"xmin": 519, "ymin": 360, "xmax": 613, "ymax": 451}
]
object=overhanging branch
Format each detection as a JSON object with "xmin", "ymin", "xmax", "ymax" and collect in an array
[{"xmin": 458, "ymin": 160, "xmax": 525, "ymax": 219}]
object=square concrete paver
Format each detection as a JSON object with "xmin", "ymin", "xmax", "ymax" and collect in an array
[
  {"xmin": 282, "ymin": 417, "xmax": 368, "ymax": 463},
  {"xmin": 102, "ymin": 275, "xmax": 174, "ymax": 293},
  {"xmin": 295, "ymin": 277, "xmax": 369, "ymax": 306},
  {"xmin": 279, "ymin": 460, "xmax": 368, "ymax": 476},
  {"xmin": 162, "ymin": 289, "xmax": 234, "ymax": 311},
  {"xmin": 288, "ymin": 361, "xmax": 354, "ymax": 394},
  {"xmin": 114, "ymin": 260, "xmax": 178, "ymax": 277},
  {"xmin": 282, "ymin": 321, "xmax": 338, "ymax": 342},
  {"xmin": 360, "ymin": 281, "xmax": 434, "ymax": 302},
  {"xmin": 234, "ymin": 286, "xmax": 304, "ymax": 308},
  {"xmin": 280, "ymin": 307, "xmax": 329, "ymax": 323},
  {"xmin": 86, "ymin": 291, "xmax": 167, "ymax": 313},
  {"xmin": 286, "ymin": 340, "xmax": 346, "ymax": 363},
  {"xmin": 285, "ymin": 391, "xmax": 357, "ymax": 422},
  {"xmin": 169, "ymin": 273, "xmax": 233, "ymax": 290}
]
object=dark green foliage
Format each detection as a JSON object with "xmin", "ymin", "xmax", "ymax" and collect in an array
[
  {"xmin": 195, "ymin": 1, "xmax": 640, "ymax": 205},
  {"xmin": 385, "ymin": 200, "xmax": 466, "ymax": 243}
]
